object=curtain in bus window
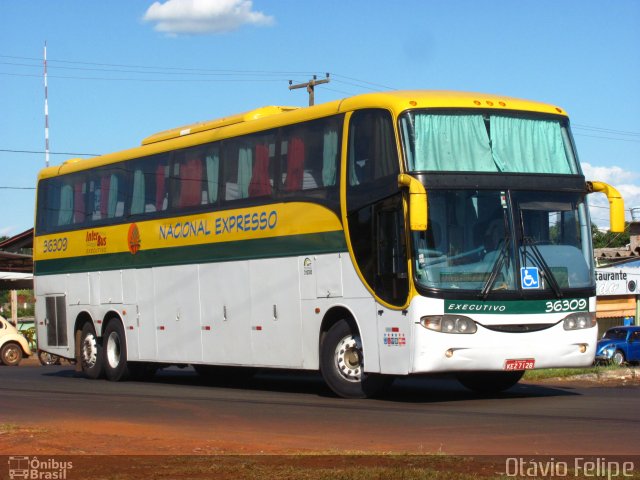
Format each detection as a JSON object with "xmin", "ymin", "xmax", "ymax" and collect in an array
[
  {"xmin": 490, "ymin": 116, "xmax": 571, "ymax": 174},
  {"xmin": 155, "ymin": 164, "xmax": 167, "ymax": 211},
  {"xmin": 58, "ymin": 184, "xmax": 73, "ymax": 226},
  {"xmin": 238, "ymin": 147, "xmax": 252, "ymax": 199},
  {"xmin": 73, "ymin": 182, "xmax": 85, "ymax": 224},
  {"xmin": 131, "ymin": 169, "xmax": 145, "ymax": 215},
  {"xmin": 413, "ymin": 114, "xmax": 494, "ymax": 171},
  {"xmin": 107, "ymin": 174, "xmax": 120, "ymax": 217},
  {"xmin": 248, "ymin": 144, "xmax": 272, "ymax": 197},
  {"xmin": 284, "ymin": 137, "xmax": 304, "ymax": 191},
  {"xmin": 322, "ymin": 128, "xmax": 338, "ymax": 187},
  {"xmin": 179, "ymin": 156, "xmax": 203, "ymax": 207},
  {"xmin": 206, "ymin": 153, "xmax": 219, "ymax": 203}
]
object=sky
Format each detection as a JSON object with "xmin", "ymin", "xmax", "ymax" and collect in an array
[{"xmin": 1, "ymin": 0, "xmax": 639, "ymax": 237}]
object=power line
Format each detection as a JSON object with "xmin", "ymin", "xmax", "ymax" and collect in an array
[
  {"xmin": 573, "ymin": 123, "xmax": 640, "ymax": 137},
  {"xmin": 0, "ymin": 149, "xmax": 99, "ymax": 156},
  {"xmin": 0, "ymin": 186, "xmax": 35, "ymax": 190},
  {"xmin": 573, "ymin": 133, "xmax": 640, "ymax": 144},
  {"xmin": 0, "ymin": 71, "xmax": 293, "ymax": 83},
  {"xmin": 0, "ymin": 54, "xmax": 319, "ymax": 76}
]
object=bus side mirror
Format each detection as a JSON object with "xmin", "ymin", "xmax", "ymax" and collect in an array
[
  {"xmin": 586, "ymin": 181, "xmax": 625, "ymax": 233},
  {"xmin": 398, "ymin": 174, "xmax": 428, "ymax": 231}
]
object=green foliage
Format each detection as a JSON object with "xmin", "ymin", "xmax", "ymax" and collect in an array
[{"xmin": 591, "ymin": 222, "xmax": 630, "ymax": 248}]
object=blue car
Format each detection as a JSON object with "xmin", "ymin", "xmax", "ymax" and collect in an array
[{"xmin": 595, "ymin": 326, "xmax": 640, "ymax": 365}]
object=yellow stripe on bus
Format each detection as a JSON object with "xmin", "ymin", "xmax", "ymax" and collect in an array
[{"xmin": 34, "ymin": 202, "xmax": 342, "ymax": 261}]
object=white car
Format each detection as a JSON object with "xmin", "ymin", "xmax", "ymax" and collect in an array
[{"xmin": 0, "ymin": 315, "xmax": 32, "ymax": 366}]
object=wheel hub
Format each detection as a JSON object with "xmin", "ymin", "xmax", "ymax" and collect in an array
[
  {"xmin": 3, "ymin": 346, "xmax": 19, "ymax": 363},
  {"xmin": 106, "ymin": 332, "xmax": 121, "ymax": 369},
  {"xmin": 82, "ymin": 334, "xmax": 98, "ymax": 368},
  {"xmin": 334, "ymin": 334, "xmax": 363, "ymax": 382}
]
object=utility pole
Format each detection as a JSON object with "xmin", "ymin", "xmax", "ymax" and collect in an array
[
  {"xmin": 289, "ymin": 73, "xmax": 330, "ymax": 106},
  {"xmin": 44, "ymin": 41, "xmax": 50, "ymax": 168}
]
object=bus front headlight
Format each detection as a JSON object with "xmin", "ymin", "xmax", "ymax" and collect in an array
[
  {"xmin": 563, "ymin": 312, "xmax": 596, "ymax": 330},
  {"xmin": 420, "ymin": 315, "xmax": 477, "ymax": 334}
]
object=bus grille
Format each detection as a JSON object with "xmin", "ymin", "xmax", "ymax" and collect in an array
[{"xmin": 482, "ymin": 323, "xmax": 555, "ymax": 333}]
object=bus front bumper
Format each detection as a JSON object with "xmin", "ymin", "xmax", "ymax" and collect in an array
[{"xmin": 410, "ymin": 321, "xmax": 598, "ymax": 373}]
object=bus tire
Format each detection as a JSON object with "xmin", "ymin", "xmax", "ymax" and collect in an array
[
  {"xmin": 320, "ymin": 319, "xmax": 389, "ymax": 399},
  {"xmin": 456, "ymin": 370, "xmax": 524, "ymax": 394},
  {"xmin": 103, "ymin": 320, "xmax": 130, "ymax": 382},
  {"xmin": 80, "ymin": 322, "xmax": 104, "ymax": 379}
]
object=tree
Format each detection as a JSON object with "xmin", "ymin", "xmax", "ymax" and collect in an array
[{"xmin": 591, "ymin": 223, "xmax": 630, "ymax": 249}]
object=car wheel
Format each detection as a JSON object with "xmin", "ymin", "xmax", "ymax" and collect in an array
[
  {"xmin": 0, "ymin": 342, "xmax": 23, "ymax": 366},
  {"xmin": 611, "ymin": 350, "xmax": 625, "ymax": 366}
]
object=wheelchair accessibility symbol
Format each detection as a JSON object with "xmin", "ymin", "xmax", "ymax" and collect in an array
[{"xmin": 521, "ymin": 267, "xmax": 540, "ymax": 289}]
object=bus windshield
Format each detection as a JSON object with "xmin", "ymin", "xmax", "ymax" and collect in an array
[
  {"xmin": 412, "ymin": 189, "xmax": 594, "ymax": 295},
  {"xmin": 400, "ymin": 110, "xmax": 580, "ymax": 174}
]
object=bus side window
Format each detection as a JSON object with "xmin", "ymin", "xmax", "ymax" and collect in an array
[
  {"xmin": 223, "ymin": 133, "xmax": 275, "ymax": 202},
  {"xmin": 348, "ymin": 110, "xmax": 397, "ymax": 187},
  {"xmin": 91, "ymin": 170, "xmax": 126, "ymax": 220},
  {"xmin": 279, "ymin": 116, "xmax": 341, "ymax": 198}
]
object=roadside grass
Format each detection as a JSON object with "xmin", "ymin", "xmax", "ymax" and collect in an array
[
  {"xmin": 523, "ymin": 363, "xmax": 630, "ymax": 381},
  {"xmin": 0, "ymin": 423, "xmax": 19, "ymax": 434}
]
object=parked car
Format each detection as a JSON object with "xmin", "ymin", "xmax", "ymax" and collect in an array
[
  {"xmin": 0, "ymin": 316, "xmax": 32, "ymax": 366},
  {"xmin": 595, "ymin": 326, "xmax": 640, "ymax": 365}
]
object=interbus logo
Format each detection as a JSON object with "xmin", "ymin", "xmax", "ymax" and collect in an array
[
  {"xmin": 128, "ymin": 223, "xmax": 141, "ymax": 255},
  {"xmin": 85, "ymin": 230, "xmax": 108, "ymax": 254}
]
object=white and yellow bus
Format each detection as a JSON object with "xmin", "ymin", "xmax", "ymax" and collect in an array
[{"xmin": 34, "ymin": 91, "xmax": 624, "ymax": 398}]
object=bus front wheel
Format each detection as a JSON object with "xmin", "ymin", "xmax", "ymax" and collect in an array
[
  {"xmin": 320, "ymin": 319, "xmax": 389, "ymax": 399},
  {"xmin": 80, "ymin": 322, "xmax": 104, "ymax": 379},
  {"xmin": 456, "ymin": 370, "xmax": 524, "ymax": 394}
]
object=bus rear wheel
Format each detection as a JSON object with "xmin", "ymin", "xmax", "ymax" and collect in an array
[
  {"xmin": 80, "ymin": 322, "xmax": 104, "ymax": 379},
  {"xmin": 103, "ymin": 321, "xmax": 132, "ymax": 382},
  {"xmin": 320, "ymin": 319, "xmax": 389, "ymax": 399},
  {"xmin": 456, "ymin": 370, "xmax": 524, "ymax": 394}
]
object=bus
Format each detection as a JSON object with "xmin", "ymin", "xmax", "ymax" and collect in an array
[{"xmin": 33, "ymin": 91, "xmax": 624, "ymax": 398}]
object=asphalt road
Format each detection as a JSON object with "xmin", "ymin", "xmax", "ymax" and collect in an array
[{"xmin": 1, "ymin": 363, "xmax": 639, "ymax": 455}]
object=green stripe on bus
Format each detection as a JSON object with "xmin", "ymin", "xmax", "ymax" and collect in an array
[
  {"xmin": 444, "ymin": 298, "xmax": 589, "ymax": 315},
  {"xmin": 34, "ymin": 231, "xmax": 347, "ymax": 275}
]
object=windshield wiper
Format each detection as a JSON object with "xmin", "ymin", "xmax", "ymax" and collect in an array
[
  {"xmin": 519, "ymin": 211, "xmax": 563, "ymax": 298},
  {"xmin": 479, "ymin": 239, "xmax": 509, "ymax": 299}
]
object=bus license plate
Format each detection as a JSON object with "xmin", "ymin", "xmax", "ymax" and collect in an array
[{"xmin": 504, "ymin": 359, "xmax": 535, "ymax": 371}]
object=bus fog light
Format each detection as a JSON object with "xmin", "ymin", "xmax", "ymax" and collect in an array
[
  {"xmin": 579, "ymin": 344, "xmax": 587, "ymax": 353},
  {"xmin": 445, "ymin": 349, "xmax": 454, "ymax": 358},
  {"xmin": 563, "ymin": 312, "xmax": 596, "ymax": 331},
  {"xmin": 420, "ymin": 315, "xmax": 477, "ymax": 334}
]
